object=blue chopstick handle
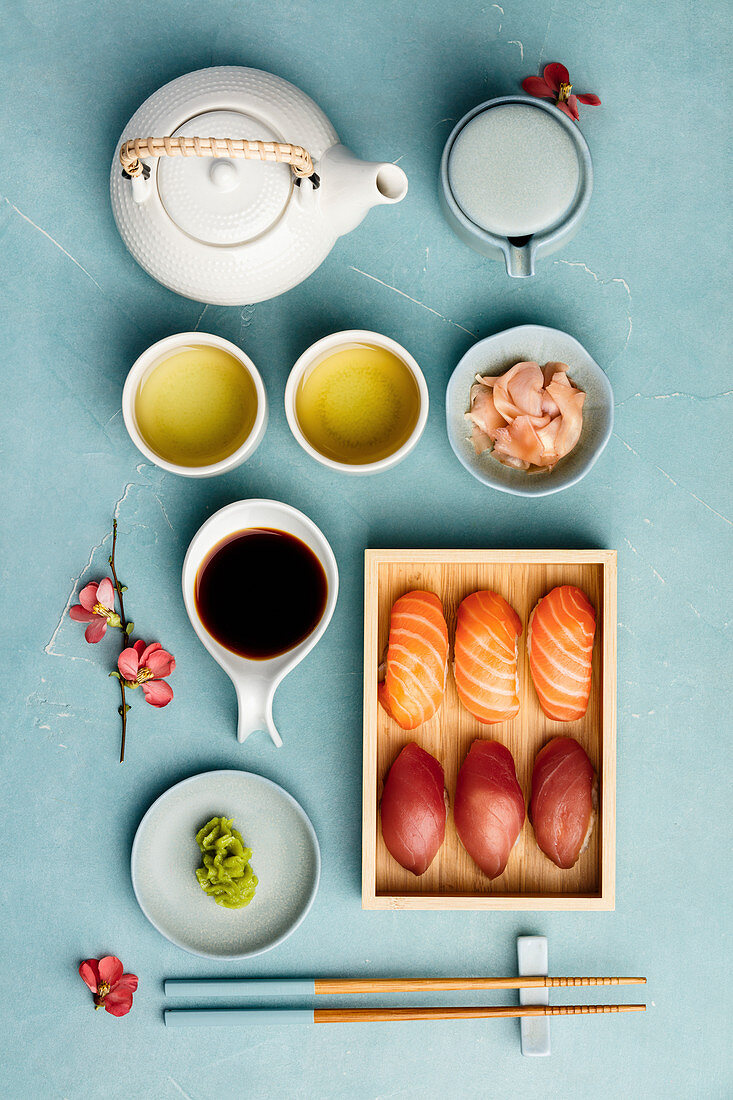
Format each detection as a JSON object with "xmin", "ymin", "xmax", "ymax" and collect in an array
[
  {"xmin": 164, "ymin": 1008, "xmax": 315, "ymax": 1027},
  {"xmin": 164, "ymin": 978, "xmax": 316, "ymax": 998}
]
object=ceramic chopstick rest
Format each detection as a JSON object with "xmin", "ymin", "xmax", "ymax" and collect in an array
[{"xmin": 517, "ymin": 935, "xmax": 551, "ymax": 1057}]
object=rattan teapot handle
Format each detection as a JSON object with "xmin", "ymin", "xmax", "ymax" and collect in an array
[{"xmin": 119, "ymin": 136, "xmax": 318, "ymax": 185}]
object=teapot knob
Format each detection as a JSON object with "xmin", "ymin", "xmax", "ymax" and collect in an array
[{"xmin": 209, "ymin": 159, "xmax": 239, "ymax": 192}]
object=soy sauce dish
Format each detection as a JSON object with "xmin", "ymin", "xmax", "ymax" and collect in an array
[
  {"xmin": 195, "ymin": 528, "xmax": 328, "ymax": 661},
  {"xmin": 182, "ymin": 499, "xmax": 339, "ymax": 747},
  {"xmin": 445, "ymin": 324, "xmax": 614, "ymax": 497}
]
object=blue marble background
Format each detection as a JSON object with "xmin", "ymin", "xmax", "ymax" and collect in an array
[{"xmin": 1, "ymin": 0, "xmax": 730, "ymax": 1096}]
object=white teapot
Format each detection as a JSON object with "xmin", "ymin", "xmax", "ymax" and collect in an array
[{"xmin": 110, "ymin": 67, "xmax": 408, "ymax": 305}]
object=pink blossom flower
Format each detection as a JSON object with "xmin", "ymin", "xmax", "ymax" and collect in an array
[
  {"xmin": 70, "ymin": 578, "xmax": 121, "ymax": 643},
  {"xmin": 118, "ymin": 640, "xmax": 175, "ymax": 706},
  {"xmin": 522, "ymin": 62, "xmax": 601, "ymax": 121},
  {"xmin": 79, "ymin": 956, "xmax": 138, "ymax": 1016}
]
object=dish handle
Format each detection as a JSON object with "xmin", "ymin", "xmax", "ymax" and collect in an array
[{"xmin": 234, "ymin": 677, "xmax": 282, "ymax": 748}]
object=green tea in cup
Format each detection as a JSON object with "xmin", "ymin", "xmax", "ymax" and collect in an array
[
  {"xmin": 134, "ymin": 344, "xmax": 258, "ymax": 467},
  {"xmin": 293, "ymin": 343, "xmax": 421, "ymax": 465}
]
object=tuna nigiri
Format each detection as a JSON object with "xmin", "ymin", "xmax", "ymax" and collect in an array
[
  {"xmin": 530, "ymin": 737, "xmax": 597, "ymax": 869},
  {"xmin": 454, "ymin": 741, "xmax": 525, "ymax": 879},
  {"xmin": 454, "ymin": 591, "xmax": 522, "ymax": 724},
  {"xmin": 378, "ymin": 590, "xmax": 449, "ymax": 730},
  {"xmin": 528, "ymin": 585, "xmax": 596, "ymax": 721},
  {"xmin": 380, "ymin": 742, "xmax": 447, "ymax": 875}
]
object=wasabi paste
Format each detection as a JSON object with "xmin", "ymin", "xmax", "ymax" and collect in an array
[{"xmin": 195, "ymin": 816, "xmax": 258, "ymax": 909}]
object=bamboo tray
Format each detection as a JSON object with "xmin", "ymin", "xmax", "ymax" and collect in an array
[{"xmin": 362, "ymin": 550, "xmax": 617, "ymax": 910}]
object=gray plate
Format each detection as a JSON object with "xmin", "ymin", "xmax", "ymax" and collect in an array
[
  {"xmin": 445, "ymin": 324, "xmax": 614, "ymax": 496},
  {"xmin": 131, "ymin": 770, "xmax": 320, "ymax": 959}
]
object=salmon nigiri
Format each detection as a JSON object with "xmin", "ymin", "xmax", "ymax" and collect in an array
[
  {"xmin": 378, "ymin": 590, "xmax": 449, "ymax": 730},
  {"xmin": 380, "ymin": 743, "xmax": 447, "ymax": 875},
  {"xmin": 454, "ymin": 591, "xmax": 522, "ymax": 724},
  {"xmin": 528, "ymin": 585, "xmax": 596, "ymax": 721},
  {"xmin": 530, "ymin": 737, "xmax": 597, "ymax": 869},
  {"xmin": 454, "ymin": 741, "xmax": 525, "ymax": 879}
]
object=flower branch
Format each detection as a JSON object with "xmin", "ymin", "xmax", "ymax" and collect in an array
[
  {"xmin": 108, "ymin": 519, "xmax": 134, "ymax": 762},
  {"xmin": 69, "ymin": 514, "xmax": 175, "ymax": 763}
]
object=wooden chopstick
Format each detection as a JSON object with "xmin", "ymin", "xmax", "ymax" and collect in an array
[
  {"xmin": 164, "ymin": 1004, "xmax": 646, "ymax": 1027},
  {"xmin": 313, "ymin": 1005, "xmax": 646, "ymax": 1023},
  {"xmin": 164, "ymin": 976, "xmax": 646, "ymax": 999},
  {"xmin": 314, "ymin": 976, "xmax": 647, "ymax": 994}
]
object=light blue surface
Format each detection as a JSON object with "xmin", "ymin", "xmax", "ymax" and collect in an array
[{"xmin": 1, "ymin": 2, "xmax": 731, "ymax": 1098}]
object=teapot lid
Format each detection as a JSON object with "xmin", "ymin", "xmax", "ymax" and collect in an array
[{"xmin": 157, "ymin": 111, "xmax": 292, "ymax": 246}]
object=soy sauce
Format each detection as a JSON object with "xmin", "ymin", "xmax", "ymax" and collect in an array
[{"xmin": 195, "ymin": 528, "xmax": 328, "ymax": 659}]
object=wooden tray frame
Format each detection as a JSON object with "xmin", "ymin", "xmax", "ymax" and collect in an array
[{"xmin": 362, "ymin": 550, "xmax": 617, "ymax": 911}]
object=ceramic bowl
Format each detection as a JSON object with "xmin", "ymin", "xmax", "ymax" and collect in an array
[
  {"xmin": 284, "ymin": 329, "xmax": 429, "ymax": 475},
  {"xmin": 445, "ymin": 325, "xmax": 613, "ymax": 497},
  {"xmin": 122, "ymin": 331, "xmax": 268, "ymax": 477},
  {"xmin": 131, "ymin": 770, "xmax": 320, "ymax": 960}
]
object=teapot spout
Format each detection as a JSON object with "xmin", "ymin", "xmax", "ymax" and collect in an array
[{"xmin": 318, "ymin": 144, "xmax": 407, "ymax": 237}]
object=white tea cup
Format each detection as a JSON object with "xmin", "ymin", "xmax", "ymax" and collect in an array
[
  {"xmin": 122, "ymin": 332, "xmax": 267, "ymax": 477},
  {"xmin": 284, "ymin": 329, "xmax": 428, "ymax": 475}
]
